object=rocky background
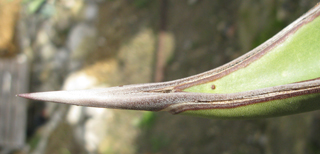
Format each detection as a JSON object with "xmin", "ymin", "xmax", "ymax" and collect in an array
[{"xmin": 1, "ymin": 0, "xmax": 320, "ymax": 153}]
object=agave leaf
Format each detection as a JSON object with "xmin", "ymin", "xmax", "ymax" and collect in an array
[{"xmin": 19, "ymin": 4, "xmax": 320, "ymax": 119}]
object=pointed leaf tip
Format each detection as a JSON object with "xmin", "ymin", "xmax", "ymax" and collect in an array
[
  {"xmin": 17, "ymin": 93, "xmax": 27, "ymax": 98},
  {"xmin": 17, "ymin": 93, "xmax": 39, "ymax": 100}
]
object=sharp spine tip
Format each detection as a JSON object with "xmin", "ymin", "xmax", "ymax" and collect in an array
[{"xmin": 17, "ymin": 93, "xmax": 31, "ymax": 99}]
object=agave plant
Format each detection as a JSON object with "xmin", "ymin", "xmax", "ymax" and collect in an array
[{"xmin": 19, "ymin": 4, "xmax": 320, "ymax": 119}]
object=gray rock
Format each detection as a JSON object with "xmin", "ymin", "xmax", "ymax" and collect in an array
[
  {"xmin": 83, "ymin": 107, "xmax": 113, "ymax": 153},
  {"xmin": 67, "ymin": 23, "xmax": 97, "ymax": 71},
  {"xmin": 83, "ymin": 3, "xmax": 98, "ymax": 22},
  {"xmin": 51, "ymin": 48, "xmax": 69, "ymax": 71},
  {"xmin": 67, "ymin": 23, "xmax": 96, "ymax": 52},
  {"xmin": 40, "ymin": 43, "xmax": 57, "ymax": 61}
]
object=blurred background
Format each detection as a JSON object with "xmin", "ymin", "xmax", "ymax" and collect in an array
[{"xmin": 0, "ymin": 0, "xmax": 320, "ymax": 153}]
